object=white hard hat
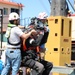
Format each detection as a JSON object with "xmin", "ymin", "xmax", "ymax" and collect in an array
[
  {"xmin": 38, "ymin": 12, "xmax": 48, "ymax": 19},
  {"xmin": 8, "ymin": 12, "xmax": 19, "ymax": 21}
]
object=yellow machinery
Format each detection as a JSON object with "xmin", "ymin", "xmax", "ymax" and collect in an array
[{"xmin": 45, "ymin": 16, "xmax": 72, "ymax": 75}]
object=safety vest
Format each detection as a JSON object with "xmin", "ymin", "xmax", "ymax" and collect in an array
[
  {"xmin": 5, "ymin": 24, "xmax": 21, "ymax": 46},
  {"xmin": 5, "ymin": 24, "xmax": 16, "ymax": 38},
  {"xmin": 21, "ymin": 36, "xmax": 40, "ymax": 55}
]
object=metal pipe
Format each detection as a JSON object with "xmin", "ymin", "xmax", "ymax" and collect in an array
[{"xmin": 0, "ymin": 9, "xmax": 3, "ymax": 48}]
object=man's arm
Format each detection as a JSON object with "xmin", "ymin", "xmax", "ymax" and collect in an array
[
  {"xmin": 20, "ymin": 29, "xmax": 37, "ymax": 40},
  {"xmin": 18, "ymin": 25, "xmax": 25, "ymax": 29}
]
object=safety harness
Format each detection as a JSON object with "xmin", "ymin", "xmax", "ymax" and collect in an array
[
  {"xmin": 7, "ymin": 24, "xmax": 21, "ymax": 46},
  {"xmin": 21, "ymin": 38, "xmax": 41, "ymax": 62},
  {"xmin": 21, "ymin": 33, "xmax": 44, "ymax": 61},
  {"xmin": 22, "ymin": 40, "xmax": 40, "ymax": 54}
]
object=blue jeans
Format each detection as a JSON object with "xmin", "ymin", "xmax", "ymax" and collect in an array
[{"xmin": 1, "ymin": 48, "xmax": 21, "ymax": 75}]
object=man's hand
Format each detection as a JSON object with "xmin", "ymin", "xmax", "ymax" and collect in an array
[{"xmin": 31, "ymin": 29, "xmax": 37, "ymax": 35}]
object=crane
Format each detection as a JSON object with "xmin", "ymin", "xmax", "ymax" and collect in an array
[
  {"xmin": 45, "ymin": 0, "xmax": 75, "ymax": 75},
  {"xmin": 49, "ymin": 0, "xmax": 75, "ymax": 61}
]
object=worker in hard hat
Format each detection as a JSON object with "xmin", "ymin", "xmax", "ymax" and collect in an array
[
  {"xmin": 1, "ymin": 12, "xmax": 37, "ymax": 75},
  {"xmin": 37, "ymin": 12, "xmax": 49, "ymax": 57},
  {"xmin": 21, "ymin": 12, "xmax": 53, "ymax": 75},
  {"xmin": 37, "ymin": 12, "xmax": 53, "ymax": 75}
]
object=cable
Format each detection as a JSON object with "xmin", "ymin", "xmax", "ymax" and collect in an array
[
  {"xmin": 67, "ymin": 0, "xmax": 75, "ymax": 12},
  {"xmin": 38, "ymin": 0, "xmax": 50, "ymax": 15},
  {"xmin": 48, "ymin": 0, "xmax": 51, "ymax": 5}
]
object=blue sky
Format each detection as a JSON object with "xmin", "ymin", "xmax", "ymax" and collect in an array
[
  {"xmin": 13, "ymin": 0, "xmax": 75, "ymax": 18},
  {"xmin": 13, "ymin": 0, "xmax": 51, "ymax": 18}
]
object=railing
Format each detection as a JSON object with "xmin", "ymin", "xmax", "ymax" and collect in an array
[{"xmin": 20, "ymin": 17, "xmax": 32, "ymax": 26}]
